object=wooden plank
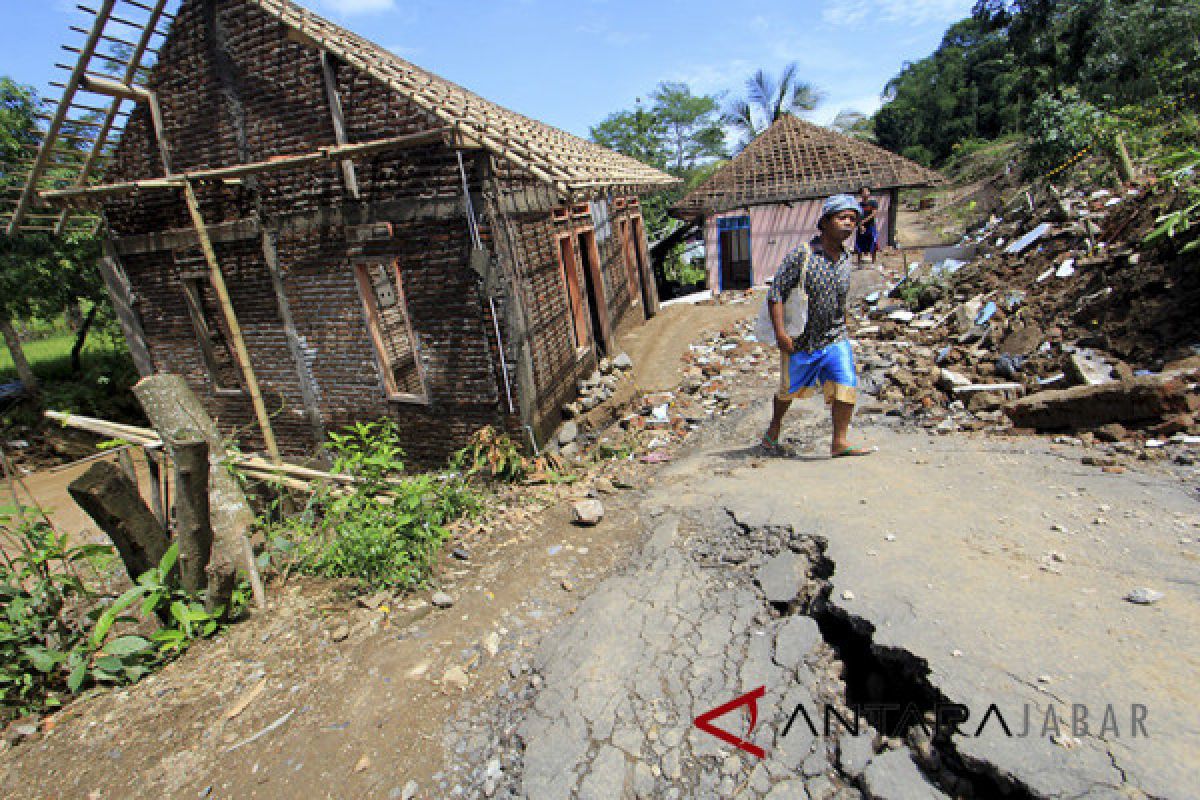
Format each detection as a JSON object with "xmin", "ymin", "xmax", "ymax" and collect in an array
[
  {"xmin": 261, "ymin": 228, "xmax": 326, "ymax": 445},
  {"xmin": 182, "ymin": 181, "xmax": 282, "ymax": 464},
  {"xmin": 320, "ymin": 52, "xmax": 359, "ymax": 199},
  {"xmin": 39, "ymin": 128, "xmax": 452, "ymax": 203},
  {"xmin": 114, "ymin": 217, "xmax": 261, "ymax": 256},
  {"xmin": 97, "ymin": 240, "xmax": 155, "ymax": 376}
]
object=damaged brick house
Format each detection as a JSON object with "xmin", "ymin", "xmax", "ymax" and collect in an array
[
  {"xmin": 15, "ymin": 0, "xmax": 677, "ymax": 463},
  {"xmin": 670, "ymin": 114, "xmax": 943, "ymax": 292}
]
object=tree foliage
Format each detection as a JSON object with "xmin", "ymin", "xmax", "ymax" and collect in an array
[
  {"xmin": 873, "ymin": 0, "xmax": 1200, "ymax": 166},
  {"xmin": 589, "ymin": 83, "xmax": 727, "ymax": 239},
  {"xmin": 723, "ymin": 63, "xmax": 824, "ymax": 150}
]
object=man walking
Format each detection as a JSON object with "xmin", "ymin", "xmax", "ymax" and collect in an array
[
  {"xmin": 761, "ymin": 194, "xmax": 872, "ymax": 457},
  {"xmin": 855, "ymin": 186, "xmax": 879, "ymax": 264}
]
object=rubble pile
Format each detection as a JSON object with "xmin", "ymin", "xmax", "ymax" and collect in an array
[
  {"xmin": 852, "ymin": 180, "xmax": 1200, "ymax": 467},
  {"xmin": 560, "ymin": 353, "xmax": 634, "ymax": 420}
]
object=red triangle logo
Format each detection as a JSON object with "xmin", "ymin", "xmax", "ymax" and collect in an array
[{"xmin": 693, "ymin": 685, "xmax": 767, "ymax": 758}]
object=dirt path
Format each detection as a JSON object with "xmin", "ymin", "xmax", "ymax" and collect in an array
[{"xmin": 5, "ymin": 289, "xmax": 1197, "ymax": 799}]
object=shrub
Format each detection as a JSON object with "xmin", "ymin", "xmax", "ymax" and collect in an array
[{"xmin": 270, "ymin": 419, "xmax": 480, "ymax": 591}]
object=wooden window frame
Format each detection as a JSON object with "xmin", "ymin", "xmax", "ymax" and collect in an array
[
  {"xmin": 179, "ymin": 275, "xmax": 244, "ymax": 397},
  {"xmin": 551, "ymin": 207, "xmax": 570, "ymax": 223},
  {"xmin": 554, "ymin": 232, "xmax": 591, "ymax": 359},
  {"xmin": 618, "ymin": 217, "xmax": 640, "ymax": 305},
  {"xmin": 570, "ymin": 203, "xmax": 591, "ymax": 219},
  {"xmin": 352, "ymin": 258, "xmax": 430, "ymax": 405}
]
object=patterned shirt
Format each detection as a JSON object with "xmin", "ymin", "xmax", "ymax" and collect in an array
[{"xmin": 766, "ymin": 236, "xmax": 852, "ymax": 352}]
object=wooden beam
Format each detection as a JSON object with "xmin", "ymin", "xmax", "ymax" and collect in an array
[
  {"xmin": 261, "ymin": 227, "xmax": 326, "ymax": 446},
  {"xmin": 98, "ymin": 240, "xmax": 155, "ymax": 377},
  {"xmin": 79, "ymin": 74, "xmax": 153, "ymax": 103},
  {"xmin": 114, "ymin": 217, "xmax": 260, "ymax": 255},
  {"xmin": 182, "ymin": 182, "xmax": 282, "ymax": 464},
  {"xmin": 320, "ymin": 52, "xmax": 359, "ymax": 199},
  {"xmin": 38, "ymin": 128, "xmax": 452, "ymax": 203}
]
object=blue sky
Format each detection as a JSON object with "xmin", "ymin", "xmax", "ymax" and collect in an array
[{"xmin": 1, "ymin": 0, "xmax": 975, "ymax": 141}]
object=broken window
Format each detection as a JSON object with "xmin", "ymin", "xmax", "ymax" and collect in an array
[
  {"xmin": 178, "ymin": 267, "xmax": 242, "ymax": 393},
  {"xmin": 353, "ymin": 259, "xmax": 427, "ymax": 402}
]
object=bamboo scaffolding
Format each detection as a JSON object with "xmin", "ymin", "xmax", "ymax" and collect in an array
[
  {"xmin": 182, "ymin": 181, "xmax": 282, "ymax": 465},
  {"xmin": 38, "ymin": 128, "xmax": 452, "ymax": 203}
]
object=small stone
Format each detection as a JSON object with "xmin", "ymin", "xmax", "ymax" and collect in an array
[
  {"xmin": 560, "ymin": 579, "xmax": 574, "ymax": 592},
  {"xmin": 451, "ymin": 547, "xmax": 471, "ymax": 560},
  {"xmin": 330, "ymin": 623, "xmax": 350, "ymax": 642},
  {"xmin": 572, "ymin": 498, "xmax": 605, "ymax": 526},
  {"xmin": 613, "ymin": 352, "xmax": 633, "ymax": 370},
  {"xmin": 483, "ymin": 632, "xmax": 501, "ymax": 657},
  {"xmin": 442, "ymin": 666, "xmax": 470, "ymax": 691},
  {"xmin": 354, "ymin": 754, "xmax": 371, "ymax": 773},
  {"xmin": 431, "ymin": 591, "xmax": 455, "ymax": 609},
  {"xmin": 842, "ymin": 590, "xmax": 856, "ymax": 601},
  {"xmin": 558, "ymin": 421, "xmax": 579, "ymax": 445},
  {"xmin": 1125, "ymin": 588, "xmax": 1164, "ymax": 605},
  {"xmin": 401, "ymin": 780, "xmax": 419, "ymax": 800},
  {"xmin": 593, "ymin": 477, "xmax": 616, "ymax": 494}
]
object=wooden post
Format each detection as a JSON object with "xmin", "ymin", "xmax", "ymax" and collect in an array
[
  {"xmin": 68, "ymin": 460, "xmax": 170, "ymax": 584},
  {"xmin": 182, "ymin": 181, "xmax": 282, "ymax": 464},
  {"xmin": 170, "ymin": 435, "xmax": 211, "ymax": 593},
  {"xmin": 320, "ymin": 52, "xmax": 360, "ymax": 199}
]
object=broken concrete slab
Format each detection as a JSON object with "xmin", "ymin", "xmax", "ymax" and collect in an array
[
  {"xmin": 1005, "ymin": 376, "xmax": 1194, "ymax": 430},
  {"xmin": 755, "ymin": 552, "xmax": 807, "ymax": 605},
  {"xmin": 861, "ymin": 749, "xmax": 949, "ymax": 799},
  {"xmin": 571, "ymin": 499, "xmax": 604, "ymax": 526},
  {"xmin": 773, "ymin": 616, "xmax": 823, "ymax": 669}
]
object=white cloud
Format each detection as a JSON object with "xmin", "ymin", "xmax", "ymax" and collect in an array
[
  {"xmin": 314, "ymin": 0, "xmax": 397, "ymax": 14},
  {"xmin": 821, "ymin": 0, "xmax": 974, "ymax": 28}
]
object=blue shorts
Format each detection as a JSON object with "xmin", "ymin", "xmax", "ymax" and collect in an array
[{"xmin": 779, "ymin": 339, "xmax": 857, "ymax": 404}]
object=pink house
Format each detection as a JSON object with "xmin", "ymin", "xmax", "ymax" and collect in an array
[{"xmin": 671, "ymin": 115, "xmax": 944, "ymax": 292}]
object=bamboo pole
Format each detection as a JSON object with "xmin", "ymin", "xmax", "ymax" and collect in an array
[{"xmin": 182, "ymin": 181, "xmax": 282, "ymax": 465}]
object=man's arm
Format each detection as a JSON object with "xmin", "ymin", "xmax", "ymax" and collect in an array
[{"xmin": 770, "ymin": 299, "xmax": 794, "ymax": 354}]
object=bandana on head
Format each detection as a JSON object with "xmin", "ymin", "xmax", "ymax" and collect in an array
[{"xmin": 820, "ymin": 194, "xmax": 863, "ymax": 222}]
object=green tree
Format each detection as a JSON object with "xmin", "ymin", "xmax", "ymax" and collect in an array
[
  {"xmin": 723, "ymin": 63, "xmax": 824, "ymax": 149},
  {"xmin": 590, "ymin": 99, "xmax": 667, "ymax": 170},
  {"xmin": 649, "ymin": 82, "xmax": 727, "ymax": 172},
  {"xmin": 1, "ymin": 77, "xmax": 105, "ymax": 392},
  {"xmin": 829, "ymin": 110, "xmax": 875, "ymax": 141}
]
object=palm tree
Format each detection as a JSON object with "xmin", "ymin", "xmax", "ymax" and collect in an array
[{"xmin": 724, "ymin": 63, "xmax": 824, "ymax": 149}]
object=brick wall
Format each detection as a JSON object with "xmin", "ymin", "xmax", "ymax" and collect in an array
[
  {"xmin": 103, "ymin": 0, "xmax": 508, "ymax": 464},
  {"xmin": 100, "ymin": 0, "xmax": 655, "ymax": 461}
]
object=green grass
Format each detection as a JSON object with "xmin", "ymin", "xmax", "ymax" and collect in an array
[{"xmin": 0, "ymin": 331, "xmax": 123, "ymax": 382}]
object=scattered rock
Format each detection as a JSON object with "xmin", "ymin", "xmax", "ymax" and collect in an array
[
  {"xmin": 441, "ymin": 666, "xmax": 470, "ymax": 691},
  {"xmin": 558, "ymin": 421, "xmax": 579, "ymax": 445},
  {"xmin": 613, "ymin": 352, "xmax": 633, "ymax": 371},
  {"xmin": 330, "ymin": 623, "xmax": 350, "ymax": 642},
  {"xmin": 572, "ymin": 499, "xmax": 605, "ymax": 526},
  {"xmin": 431, "ymin": 591, "xmax": 455, "ymax": 609},
  {"xmin": 1125, "ymin": 588, "xmax": 1164, "ymax": 605}
]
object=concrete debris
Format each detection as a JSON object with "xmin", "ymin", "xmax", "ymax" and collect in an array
[
  {"xmin": 431, "ymin": 591, "xmax": 455, "ymax": 609},
  {"xmin": 1004, "ymin": 376, "xmax": 1193, "ymax": 431}
]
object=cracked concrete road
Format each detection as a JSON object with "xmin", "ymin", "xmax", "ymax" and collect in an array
[{"xmin": 486, "ymin": 395, "xmax": 1199, "ymax": 800}]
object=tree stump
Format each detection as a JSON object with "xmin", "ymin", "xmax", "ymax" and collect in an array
[
  {"xmin": 68, "ymin": 461, "xmax": 170, "ymax": 583},
  {"xmin": 170, "ymin": 435, "xmax": 212, "ymax": 593},
  {"xmin": 133, "ymin": 374, "xmax": 264, "ymax": 610}
]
